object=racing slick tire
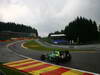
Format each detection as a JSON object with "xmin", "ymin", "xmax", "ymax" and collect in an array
[{"xmin": 40, "ymin": 55, "xmax": 46, "ymax": 60}]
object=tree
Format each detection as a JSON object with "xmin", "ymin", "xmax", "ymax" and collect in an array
[
  {"xmin": 64, "ymin": 17, "xmax": 98, "ymax": 43},
  {"xmin": 0, "ymin": 21, "xmax": 38, "ymax": 35}
]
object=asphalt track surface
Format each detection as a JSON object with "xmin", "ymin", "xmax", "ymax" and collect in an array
[
  {"xmin": 0, "ymin": 42, "xmax": 25, "ymax": 62},
  {"xmin": 0, "ymin": 40, "xmax": 100, "ymax": 74}
]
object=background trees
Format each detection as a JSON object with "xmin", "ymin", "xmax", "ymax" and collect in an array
[
  {"xmin": 0, "ymin": 21, "xmax": 38, "ymax": 34},
  {"xmin": 64, "ymin": 17, "xmax": 98, "ymax": 43}
]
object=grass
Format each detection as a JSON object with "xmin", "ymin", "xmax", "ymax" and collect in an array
[
  {"xmin": 40, "ymin": 37, "xmax": 53, "ymax": 44},
  {"xmin": 24, "ymin": 40, "xmax": 54, "ymax": 51},
  {"xmin": 23, "ymin": 40, "xmax": 95, "ymax": 52},
  {"xmin": 0, "ymin": 62, "xmax": 26, "ymax": 75}
]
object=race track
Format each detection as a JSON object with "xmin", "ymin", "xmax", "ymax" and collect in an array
[{"xmin": 0, "ymin": 40, "xmax": 100, "ymax": 73}]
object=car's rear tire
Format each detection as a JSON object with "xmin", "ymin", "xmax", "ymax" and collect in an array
[
  {"xmin": 66, "ymin": 54, "xmax": 72, "ymax": 61},
  {"xmin": 55, "ymin": 57, "xmax": 60, "ymax": 64}
]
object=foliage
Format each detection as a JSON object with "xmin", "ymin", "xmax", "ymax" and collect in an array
[
  {"xmin": 64, "ymin": 17, "xmax": 98, "ymax": 43},
  {"xmin": 0, "ymin": 21, "xmax": 38, "ymax": 34}
]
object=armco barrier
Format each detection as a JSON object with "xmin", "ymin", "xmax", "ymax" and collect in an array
[{"xmin": 3, "ymin": 58, "xmax": 99, "ymax": 75}]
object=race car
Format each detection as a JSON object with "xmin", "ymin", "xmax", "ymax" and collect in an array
[{"xmin": 40, "ymin": 50, "xmax": 71, "ymax": 63}]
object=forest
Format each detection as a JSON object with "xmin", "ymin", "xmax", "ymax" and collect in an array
[{"xmin": 0, "ymin": 21, "xmax": 38, "ymax": 35}]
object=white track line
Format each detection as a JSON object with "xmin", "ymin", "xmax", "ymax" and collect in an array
[{"xmin": 21, "ymin": 42, "xmax": 28, "ymax": 49}]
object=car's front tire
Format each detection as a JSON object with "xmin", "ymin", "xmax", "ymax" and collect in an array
[{"xmin": 40, "ymin": 55, "xmax": 46, "ymax": 60}]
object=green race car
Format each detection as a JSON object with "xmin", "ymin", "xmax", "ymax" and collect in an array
[{"xmin": 40, "ymin": 50, "xmax": 71, "ymax": 63}]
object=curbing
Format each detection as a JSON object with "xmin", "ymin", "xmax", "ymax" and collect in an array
[{"xmin": 3, "ymin": 58, "xmax": 99, "ymax": 75}]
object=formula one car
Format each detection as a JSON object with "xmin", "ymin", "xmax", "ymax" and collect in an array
[{"xmin": 40, "ymin": 50, "xmax": 71, "ymax": 63}]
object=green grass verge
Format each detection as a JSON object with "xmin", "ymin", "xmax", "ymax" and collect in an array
[
  {"xmin": 40, "ymin": 37, "xmax": 53, "ymax": 44},
  {"xmin": 24, "ymin": 40, "xmax": 54, "ymax": 51},
  {"xmin": 23, "ymin": 40, "xmax": 95, "ymax": 52},
  {"xmin": 0, "ymin": 62, "xmax": 26, "ymax": 75}
]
